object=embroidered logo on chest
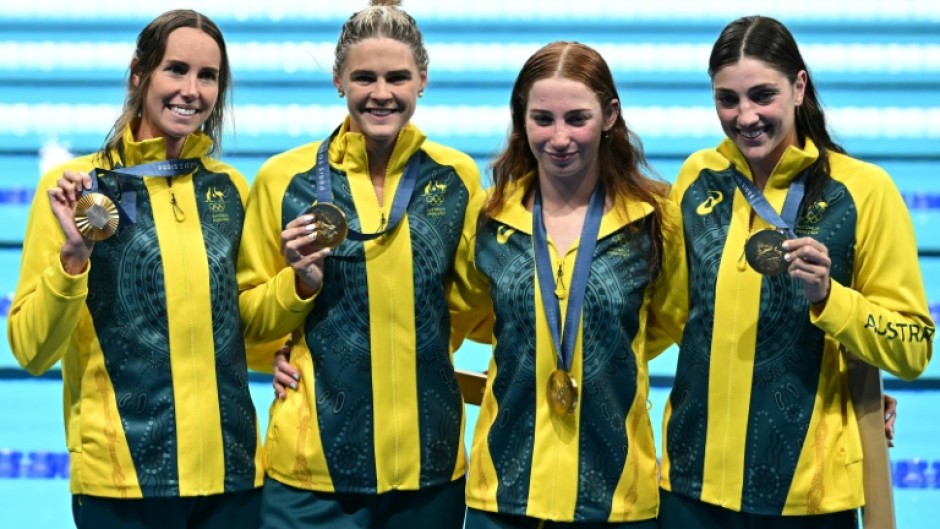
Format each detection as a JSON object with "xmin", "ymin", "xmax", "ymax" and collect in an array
[
  {"xmin": 423, "ymin": 178, "xmax": 448, "ymax": 218},
  {"xmin": 205, "ymin": 186, "xmax": 230, "ymax": 223},
  {"xmin": 696, "ymin": 190, "xmax": 724, "ymax": 215}
]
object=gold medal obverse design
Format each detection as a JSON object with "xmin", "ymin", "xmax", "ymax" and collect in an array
[
  {"xmin": 744, "ymin": 229, "xmax": 789, "ymax": 275},
  {"xmin": 303, "ymin": 203, "xmax": 348, "ymax": 251},
  {"xmin": 547, "ymin": 369, "xmax": 578, "ymax": 416},
  {"xmin": 74, "ymin": 193, "xmax": 119, "ymax": 241}
]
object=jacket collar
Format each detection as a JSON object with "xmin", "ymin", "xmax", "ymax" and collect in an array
[
  {"xmin": 488, "ymin": 171, "xmax": 656, "ymax": 240},
  {"xmin": 717, "ymin": 136, "xmax": 820, "ymax": 190},
  {"xmin": 327, "ymin": 118, "xmax": 426, "ymax": 177},
  {"xmin": 114, "ymin": 123, "xmax": 212, "ymax": 168}
]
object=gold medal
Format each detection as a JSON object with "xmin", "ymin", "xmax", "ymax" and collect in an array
[
  {"xmin": 303, "ymin": 203, "xmax": 348, "ymax": 251},
  {"xmin": 74, "ymin": 193, "xmax": 119, "ymax": 241},
  {"xmin": 547, "ymin": 369, "xmax": 578, "ymax": 416},
  {"xmin": 744, "ymin": 229, "xmax": 788, "ymax": 275}
]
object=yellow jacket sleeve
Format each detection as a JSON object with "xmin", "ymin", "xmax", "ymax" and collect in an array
[
  {"xmin": 810, "ymin": 160, "xmax": 933, "ymax": 380},
  {"xmin": 447, "ymin": 190, "xmax": 495, "ymax": 352},
  {"xmin": 646, "ymin": 197, "xmax": 689, "ymax": 360},
  {"xmin": 236, "ymin": 150, "xmax": 316, "ymax": 372},
  {"xmin": 7, "ymin": 161, "xmax": 93, "ymax": 375}
]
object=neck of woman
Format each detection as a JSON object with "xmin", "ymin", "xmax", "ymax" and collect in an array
[
  {"xmin": 365, "ymin": 139, "xmax": 395, "ymax": 205},
  {"xmin": 536, "ymin": 171, "xmax": 599, "ymax": 214}
]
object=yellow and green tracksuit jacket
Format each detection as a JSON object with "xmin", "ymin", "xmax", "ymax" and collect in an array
[
  {"xmin": 8, "ymin": 127, "xmax": 264, "ymax": 498},
  {"xmin": 237, "ymin": 119, "xmax": 483, "ymax": 494},
  {"xmin": 661, "ymin": 137, "xmax": 934, "ymax": 515},
  {"xmin": 451, "ymin": 172, "xmax": 686, "ymax": 522}
]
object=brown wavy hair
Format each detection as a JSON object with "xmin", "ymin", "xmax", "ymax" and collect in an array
[
  {"xmin": 101, "ymin": 9, "xmax": 231, "ymax": 166},
  {"xmin": 485, "ymin": 41, "xmax": 667, "ymax": 277}
]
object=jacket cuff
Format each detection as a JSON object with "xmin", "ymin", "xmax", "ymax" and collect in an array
[
  {"xmin": 276, "ymin": 266, "xmax": 319, "ymax": 311},
  {"xmin": 47, "ymin": 257, "xmax": 90, "ymax": 299}
]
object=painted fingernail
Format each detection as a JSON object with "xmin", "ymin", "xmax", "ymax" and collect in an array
[
  {"xmin": 781, "ymin": 241, "xmax": 790, "ymax": 250},
  {"xmin": 306, "ymin": 224, "xmax": 316, "ymax": 232},
  {"xmin": 308, "ymin": 232, "xmax": 317, "ymax": 241},
  {"xmin": 290, "ymin": 382, "xmax": 297, "ymax": 390},
  {"xmin": 292, "ymin": 373, "xmax": 300, "ymax": 381},
  {"xmin": 784, "ymin": 253, "xmax": 792, "ymax": 262},
  {"xmin": 303, "ymin": 215, "xmax": 314, "ymax": 223}
]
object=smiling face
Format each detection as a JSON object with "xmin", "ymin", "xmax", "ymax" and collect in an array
[
  {"xmin": 525, "ymin": 76, "xmax": 616, "ymax": 188},
  {"xmin": 133, "ymin": 26, "xmax": 221, "ymax": 159},
  {"xmin": 333, "ymin": 37, "xmax": 427, "ymax": 156},
  {"xmin": 712, "ymin": 56, "xmax": 806, "ymax": 182}
]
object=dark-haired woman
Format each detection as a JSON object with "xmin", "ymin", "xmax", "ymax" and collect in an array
[{"xmin": 658, "ymin": 15, "xmax": 933, "ymax": 529}]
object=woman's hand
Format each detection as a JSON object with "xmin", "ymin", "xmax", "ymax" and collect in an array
[
  {"xmin": 273, "ymin": 343, "xmax": 300, "ymax": 400},
  {"xmin": 782, "ymin": 237, "xmax": 831, "ymax": 306},
  {"xmin": 281, "ymin": 214, "xmax": 331, "ymax": 297},
  {"xmin": 884, "ymin": 393, "xmax": 897, "ymax": 448},
  {"xmin": 47, "ymin": 170, "xmax": 95, "ymax": 274}
]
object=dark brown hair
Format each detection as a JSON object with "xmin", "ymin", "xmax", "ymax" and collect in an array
[{"xmin": 709, "ymin": 15, "xmax": 845, "ymax": 203}]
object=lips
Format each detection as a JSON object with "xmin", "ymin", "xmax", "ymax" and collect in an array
[
  {"xmin": 737, "ymin": 126, "xmax": 766, "ymax": 141},
  {"xmin": 365, "ymin": 108, "xmax": 398, "ymax": 116},
  {"xmin": 547, "ymin": 151, "xmax": 576, "ymax": 164},
  {"xmin": 168, "ymin": 105, "xmax": 198, "ymax": 117}
]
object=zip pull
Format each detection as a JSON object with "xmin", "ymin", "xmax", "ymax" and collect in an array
[
  {"xmin": 380, "ymin": 211, "xmax": 387, "ymax": 230},
  {"xmin": 737, "ymin": 245, "xmax": 748, "ymax": 272},
  {"xmin": 168, "ymin": 178, "xmax": 185, "ymax": 222},
  {"xmin": 554, "ymin": 261, "xmax": 567, "ymax": 299}
]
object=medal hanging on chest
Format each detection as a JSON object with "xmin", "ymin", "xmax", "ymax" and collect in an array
[
  {"xmin": 532, "ymin": 183, "xmax": 605, "ymax": 416},
  {"xmin": 302, "ymin": 129, "xmax": 422, "ymax": 248},
  {"xmin": 733, "ymin": 172, "xmax": 806, "ymax": 275}
]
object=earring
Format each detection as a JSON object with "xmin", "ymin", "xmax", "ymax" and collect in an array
[
  {"xmin": 338, "ymin": 91, "xmax": 345, "ymax": 98},
  {"xmin": 418, "ymin": 91, "xmax": 424, "ymax": 98}
]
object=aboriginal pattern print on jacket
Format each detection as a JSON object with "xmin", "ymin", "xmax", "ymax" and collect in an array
[
  {"xmin": 668, "ymin": 162, "xmax": 857, "ymax": 513},
  {"xmin": 280, "ymin": 154, "xmax": 471, "ymax": 491},
  {"xmin": 86, "ymin": 166, "xmax": 255, "ymax": 495},
  {"xmin": 474, "ymin": 215, "xmax": 653, "ymax": 519}
]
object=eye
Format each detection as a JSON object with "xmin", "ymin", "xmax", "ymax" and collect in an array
[
  {"xmin": 352, "ymin": 73, "xmax": 375, "ymax": 85},
  {"xmin": 752, "ymin": 90, "xmax": 777, "ymax": 104},
  {"xmin": 166, "ymin": 63, "xmax": 187, "ymax": 76},
  {"xmin": 566, "ymin": 114, "xmax": 589, "ymax": 126},
  {"xmin": 198, "ymin": 69, "xmax": 219, "ymax": 82},
  {"xmin": 387, "ymin": 72, "xmax": 411, "ymax": 84},
  {"xmin": 529, "ymin": 114, "xmax": 552, "ymax": 126},
  {"xmin": 715, "ymin": 93, "xmax": 737, "ymax": 108}
]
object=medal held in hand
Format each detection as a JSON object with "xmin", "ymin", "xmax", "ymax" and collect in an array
[
  {"xmin": 303, "ymin": 202, "xmax": 348, "ymax": 251},
  {"xmin": 547, "ymin": 369, "xmax": 579, "ymax": 415},
  {"xmin": 74, "ymin": 193, "xmax": 119, "ymax": 241},
  {"xmin": 732, "ymin": 171, "xmax": 806, "ymax": 276},
  {"xmin": 744, "ymin": 228, "xmax": 788, "ymax": 275}
]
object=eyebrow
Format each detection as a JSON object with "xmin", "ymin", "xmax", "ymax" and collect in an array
[
  {"xmin": 163, "ymin": 59, "xmax": 219, "ymax": 72},
  {"xmin": 714, "ymin": 83, "xmax": 778, "ymax": 93},
  {"xmin": 348, "ymin": 69, "xmax": 413, "ymax": 77},
  {"xmin": 527, "ymin": 108, "xmax": 593, "ymax": 114}
]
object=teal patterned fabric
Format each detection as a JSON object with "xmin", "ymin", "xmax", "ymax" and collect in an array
[{"xmin": 668, "ymin": 164, "xmax": 857, "ymax": 514}]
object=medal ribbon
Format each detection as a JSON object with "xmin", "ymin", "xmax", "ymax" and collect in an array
[
  {"xmin": 314, "ymin": 131, "xmax": 422, "ymax": 241},
  {"xmin": 532, "ymin": 183, "xmax": 605, "ymax": 373},
  {"xmin": 88, "ymin": 158, "xmax": 201, "ymax": 224},
  {"xmin": 732, "ymin": 172, "xmax": 806, "ymax": 237}
]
